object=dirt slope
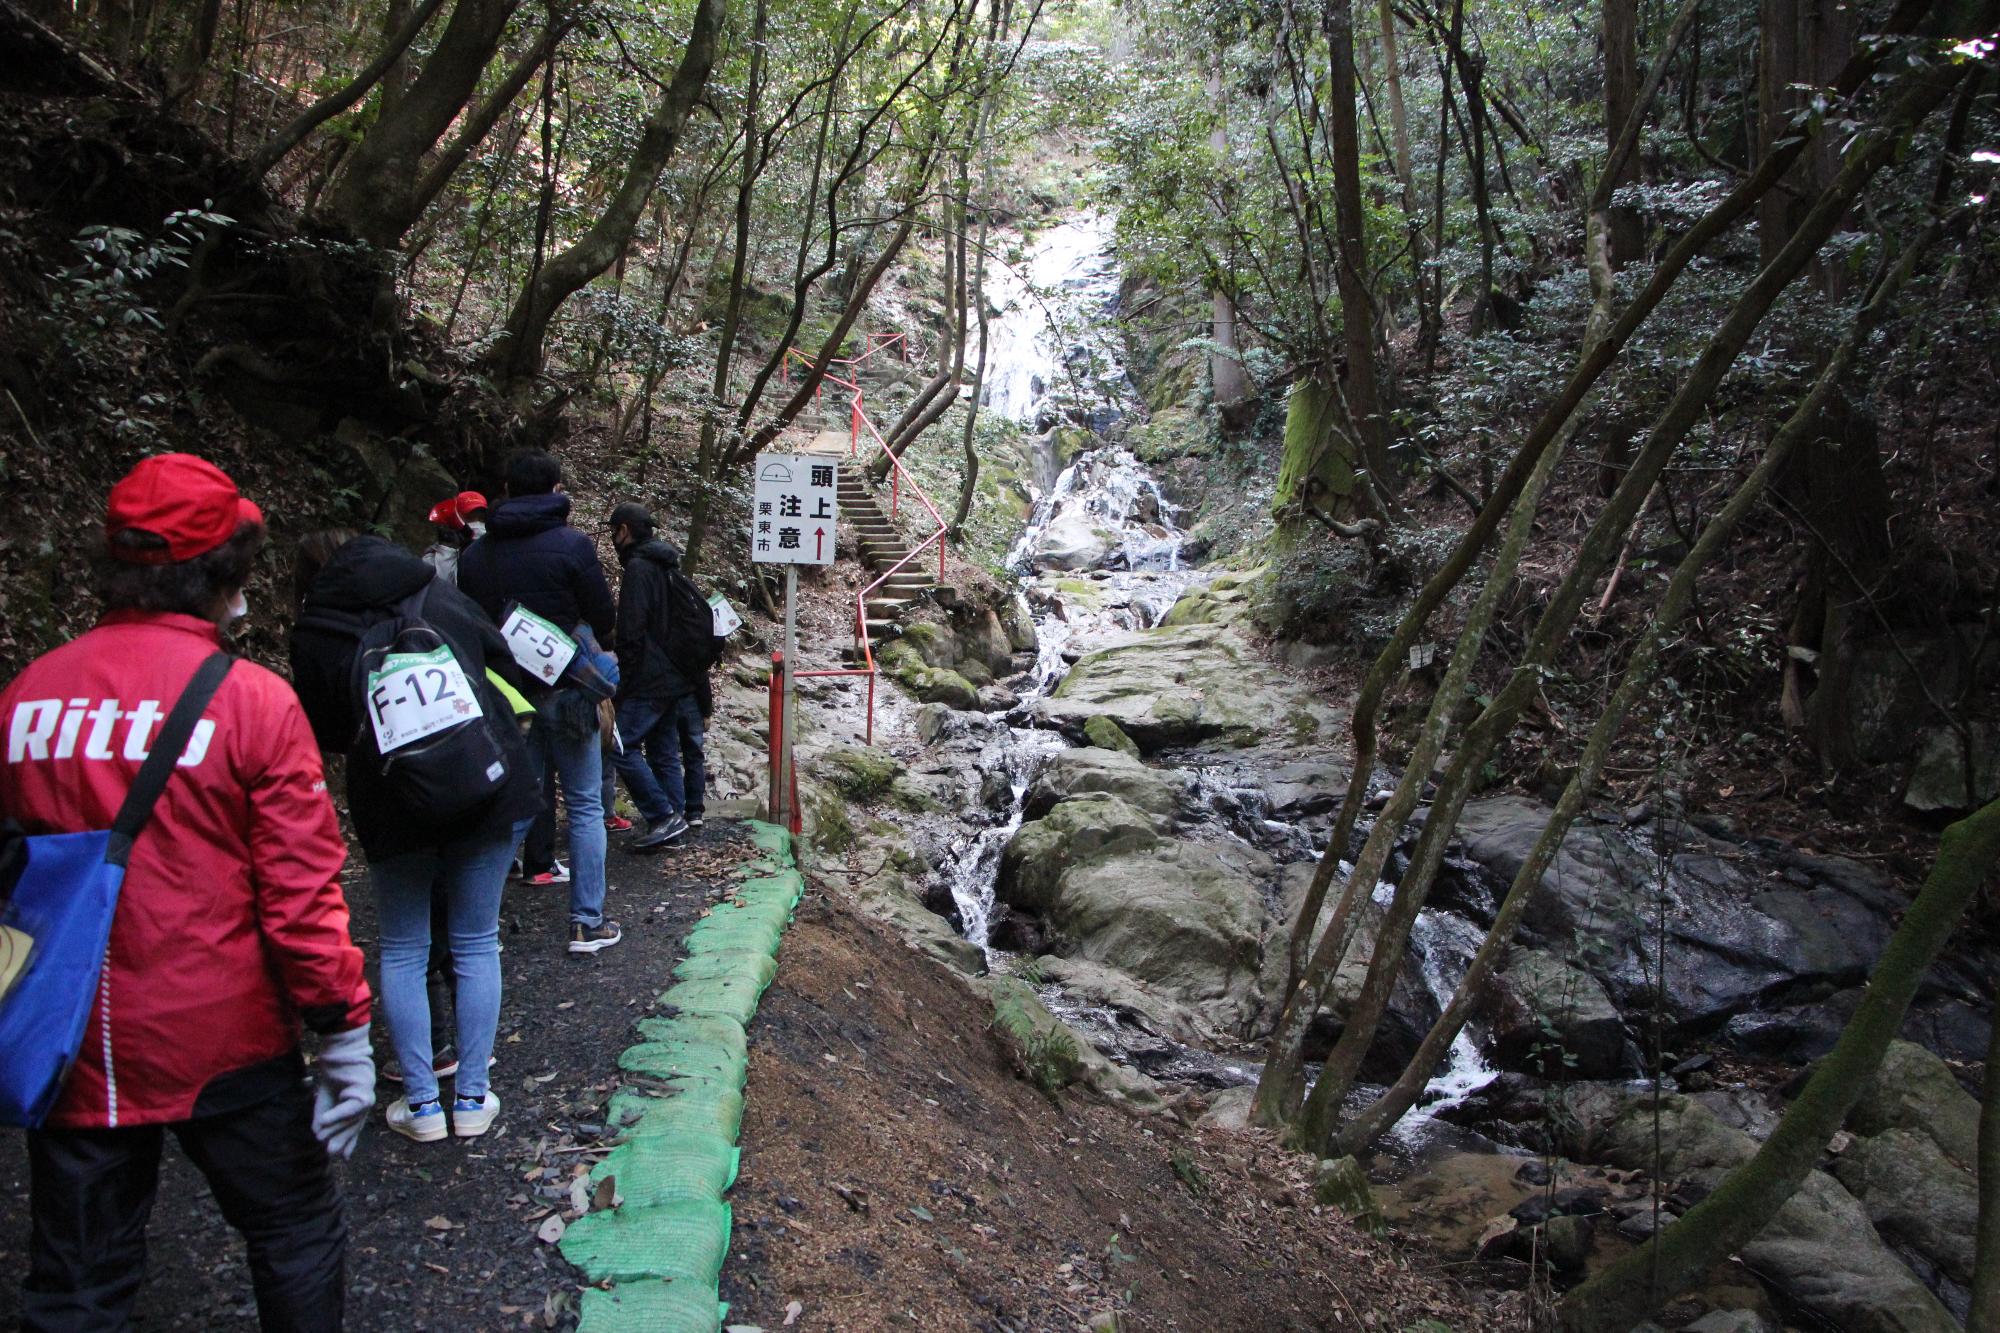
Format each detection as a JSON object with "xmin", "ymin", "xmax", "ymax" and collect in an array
[{"xmin": 721, "ymin": 882, "xmax": 1496, "ymax": 1332}]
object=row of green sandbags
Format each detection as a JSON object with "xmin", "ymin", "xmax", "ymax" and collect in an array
[{"xmin": 565, "ymin": 823, "xmax": 803, "ymax": 1331}]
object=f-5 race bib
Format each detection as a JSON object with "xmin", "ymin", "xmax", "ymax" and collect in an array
[
  {"xmin": 500, "ymin": 606, "xmax": 578, "ymax": 685},
  {"xmin": 367, "ymin": 646, "xmax": 484, "ymax": 753}
]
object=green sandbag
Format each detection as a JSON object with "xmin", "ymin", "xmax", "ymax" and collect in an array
[
  {"xmin": 671, "ymin": 949, "xmax": 778, "ymax": 990},
  {"xmin": 577, "ymin": 1278, "xmax": 724, "ymax": 1333},
  {"xmin": 733, "ymin": 872, "xmax": 804, "ymax": 907},
  {"xmin": 680, "ymin": 917, "xmax": 784, "ymax": 956},
  {"xmin": 658, "ymin": 975, "xmax": 764, "ymax": 1026},
  {"xmin": 619, "ymin": 1041, "xmax": 746, "ymax": 1088},
  {"xmin": 560, "ymin": 1197, "xmax": 732, "ymax": 1285},
  {"xmin": 744, "ymin": 820, "xmax": 790, "ymax": 857},
  {"xmin": 636, "ymin": 1014, "xmax": 747, "ymax": 1056},
  {"xmin": 593, "ymin": 1132, "xmax": 740, "ymax": 1206},
  {"xmin": 608, "ymin": 1087, "xmax": 745, "ymax": 1144}
]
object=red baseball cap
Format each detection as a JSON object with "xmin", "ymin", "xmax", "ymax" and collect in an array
[
  {"xmin": 427, "ymin": 491, "xmax": 490, "ymax": 529},
  {"xmin": 104, "ymin": 454, "xmax": 264, "ymax": 564}
]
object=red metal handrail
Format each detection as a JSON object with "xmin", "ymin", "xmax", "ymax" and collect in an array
[{"xmin": 782, "ymin": 329, "xmax": 951, "ymax": 745}]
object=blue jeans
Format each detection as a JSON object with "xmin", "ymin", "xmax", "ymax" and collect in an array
[
  {"xmin": 369, "ymin": 819, "xmax": 529, "ymax": 1106},
  {"xmin": 526, "ymin": 711, "xmax": 609, "ymax": 926},
  {"xmin": 614, "ymin": 694, "xmax": 706, "ymax": 825}
]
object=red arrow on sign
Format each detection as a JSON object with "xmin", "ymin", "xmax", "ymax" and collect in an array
[{"xmin": 814, "ymin": 526, "xmax": 826, "ymax": 560}]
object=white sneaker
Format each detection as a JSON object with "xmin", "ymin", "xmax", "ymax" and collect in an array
[
  {"xmin": 386, "ymin": 1098, "xmax": 448, "ymax": 1143},
  {"xmin": 451, "ymin": 1091, "xmax": 500, "ymax": 1137}
]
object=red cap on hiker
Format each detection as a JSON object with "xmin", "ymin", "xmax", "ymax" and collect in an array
[
  {"xmin": 104, "ymin": 453, "xmax": 264, "ymax": 564},
  {"xmin": 427, "ymin": 491, "xmax": 490, "ymax": 529}
]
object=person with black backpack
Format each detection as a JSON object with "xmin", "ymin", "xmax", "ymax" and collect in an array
[
  {"xmin": 608, "ymin": 503, "xmax": 722, "ymax": 852},
  {"xmin": 289, "ymin": 532, "xmax": 543, "ymax": 1144}
]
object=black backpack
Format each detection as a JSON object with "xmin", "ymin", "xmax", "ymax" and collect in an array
[
  {"xmin": 345, "ymin": 589, "xmax": 512, "ymax": 824},
  {"xmin": 662, "ymin": 568, "xmax": 726, "ymax": 681}
]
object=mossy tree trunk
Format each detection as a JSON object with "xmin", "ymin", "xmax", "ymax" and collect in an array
[
  {"xmin": 1558, "ymin": 796, "xmax": 2000, "ymax": 1331},
  {"xmin": 1972, "ymin": 999, "xmax": 2000, "ymax": 1332}
]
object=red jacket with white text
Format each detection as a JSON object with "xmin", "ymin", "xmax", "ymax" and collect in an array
[{"xmin": 0, "ymin": 610, "xmax": 369, "ymax": 1128}]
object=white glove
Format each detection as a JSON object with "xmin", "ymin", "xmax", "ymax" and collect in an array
[{"xmin": 311, "ymin": 1026, "xmax": 376, "ymax": 1160}]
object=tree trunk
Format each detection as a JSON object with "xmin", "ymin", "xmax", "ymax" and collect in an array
[
  {"xmin": 1325, "ymin": 0, "xmax": 1389, "ymax": 478},
  {"xmin": 1206, "ymin": 65, "xmax": 1256, "ymax": 428},
  {"xmin": 1603, "ymin": 0, "xmax": 1642, "ymax": 265},
  {"xmin": 1559, "ymin": 796, "xmax": 2000, "ymax": 1331},
  {"xmin": 320, "ymin": 0, "xmax": 522, "ymax": 249},
  {"xmin": 491, "ymin": 0, "xmax": 724, "ymax": 390}
]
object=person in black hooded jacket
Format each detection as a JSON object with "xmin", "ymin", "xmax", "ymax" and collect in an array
[
  {"xmin": 289, "ymin": 533, "xmax": 542, "ymax": 1145},
  {"xmin": 456, "ymin": 449, "xmax": 620, "ymax": 952},
  {"xmin": 608, "ymin": 502, "xmax": 708, "ymax": 852}
]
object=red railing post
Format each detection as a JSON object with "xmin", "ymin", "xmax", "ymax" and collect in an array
[{"xmin": 766, "ymin": 650, "xmax": 784, "ymax": 825}]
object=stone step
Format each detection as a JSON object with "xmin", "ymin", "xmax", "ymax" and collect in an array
[
  {"xmin": 865, "ymin": 594, "xmax": 919, "ymax": 614},
  {"xmin": 882, "ymin": 574, "xmax": 932, "ymax": 589},
  {"xmin": 862, "ymin": 618, "xmax": 897, "ymax": 639}
]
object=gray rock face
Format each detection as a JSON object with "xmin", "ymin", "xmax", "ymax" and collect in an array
[
  {"xmin": 1450, "ymin": 797, "xmax": 1902, "ymax": 1039},
  {"xmin": 1031, "ymin": 510, "xmax": 1119, "ymax": 570},
  {"xmin": 958, "ymin": 607, "xmax": 1017, "ymax": 676},
  {"xmin": 1023, "ymin": 747, "xmax": 1190, "ymax": 824},
  {"xmin": 1483, "ymin": 949, "xmax": 1636, "ymax": 1077},
  {"xmin": 1902, "ymin": 724, "xmax": 2000, "ymax": 814},
  {"xmin": 1832, "ymin": 1128, "xmax": 1977, "ymax": 1316},
  {"xmin": 1035, "ymin": 622, "xmax": 1338, "ymax": 753},
  {"xmin": 1848, "ymin": 1040, "xmax": 1980, "ymax": 1169},
  {"xmin": 1259, "ymin": 759, "xmax": 1347, "ymax": 820},
  {"xmin": 1588, "ymin": 1094, "xmax": 1959, "ymax": 1333},
  {"xmin": 999, "ymin": 794, "xmax": 1271, "ymax": 1033}
]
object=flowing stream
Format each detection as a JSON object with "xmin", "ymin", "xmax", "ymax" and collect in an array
[{"xmin": 929, "ymin": 213, "xmax": 1494, "ymax": 1137}]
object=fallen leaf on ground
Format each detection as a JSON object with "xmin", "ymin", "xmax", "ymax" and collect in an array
[
  {"xmin": 536, "ymin": 1214, "xmax": 567, "ymax": 1244},
  {"xmin": 424, "ymin": 1215, "xmax": 456, "ymax": 1232},
  {"xmin": 784, "ymin": 1300, "xmax": 804, "ymax": 1326}
]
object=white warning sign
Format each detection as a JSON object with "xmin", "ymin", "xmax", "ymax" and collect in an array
[{"xmin": 750, "ymin": 453, "xmax": 839, "ymax": 566}]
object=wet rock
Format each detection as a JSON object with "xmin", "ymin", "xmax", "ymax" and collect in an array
[
  {"xmin": 999, "ymin": 591, "xmax": 1039, "ymax": 652},
  {"xmin": 1030, "ymin": 954, "xmax": 1222, "ymax": 1047},
  {"xmin": 1260, "ymin": 760, "xmax": 1347, "ymax": 820},
  {"xmin": 979, "ymin": 976, "xmax": 1164, "ymax": 1112},
  {"xmin": 1035, "ymin": 621, "xmax": 1338, "ymax": 753},
  {"xmin": 999, "ymin": 797, "xmax": 1271, "ymax": 1034},
  {"xmin": 1031, "ymin": 510, "xmax": 1121, "ymax": 571},
  {"xmin": 915, "ymin": 703, "xmax": 951, "ymax": 745},
  {"xmin": 956, "ymin": 607, "xmax": 1017, "ymax": 675},
  {"xmin": 918, "ymin": 878, "xmax": 964, "ymax": 930},
  {"xmin": 975, "ymin": 684, "xmax": 1019, "ymax": 713},
  {"xmin": 1082, "ymin": 715, "xmax": 1142, "ymax": 758},
  {"xmin": 1831, "ymin": 1127, "xmax": 1977, "ymax": 1315},
  {"xmin": 1023, "ymin": 748, "xmax": 1189, "ymax": 824},
  {"xmin": 977, "ymin": 768, "xmax": 1014, "ymax": 811},
  {"xmin": 814, "ymin": 744, "xmax": 905, "ymax": 801},
  {"xmin": 1848, "ymin": 1040, "xmax": 1979, "ymax": 1169},
  {"xmin": 986, "ymin": 907, "xmax": 1046, "ymax": 956},
  {"xmin": 1483, "ymin": 949, "xmax": 1636, "ymax": 1078},
  {"xmin": 1720, "ymin": 990, "xmax": 1859, "ymax": 1063},
  {"xmin": 1450, "ymin": 797, "xmax": 1901, "ymax": 1035}
]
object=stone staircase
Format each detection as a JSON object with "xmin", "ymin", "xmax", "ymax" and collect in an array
[{"xmin": 837, "ymin": 468, "xmax": 935, "ymax": 646}]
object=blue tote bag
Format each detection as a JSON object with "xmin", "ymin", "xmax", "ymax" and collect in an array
[{"xmin": 0, "ymin": 652, "xmax": 233, "ymax": 1127}]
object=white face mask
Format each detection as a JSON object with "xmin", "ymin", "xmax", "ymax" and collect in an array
[
  {"xmin": 226, "ymin": 589, "xmax": 248, "ymax": 623},
  {"xmin": 467, "ymin": 521, "xmax": 486, "ymax": 540}
]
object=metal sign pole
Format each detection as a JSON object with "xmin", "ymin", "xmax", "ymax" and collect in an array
[{"xmin": 781, "ymin": 564, "xmax": 798, "ymax": 830}]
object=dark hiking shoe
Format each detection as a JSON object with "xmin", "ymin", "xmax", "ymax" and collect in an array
[
  {"xmin": 568, "ymin": 921, "xmax": 623, "ymax": 954},
  {"xmin": 628, "ymin": 814, "xmax": 689, "ymax": 851}
]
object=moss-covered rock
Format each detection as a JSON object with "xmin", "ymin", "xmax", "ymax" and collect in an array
[
  {"xmin": 816, "ymin": 744, "xmax": 904, "ymax": 802},
  {"xmin": 1128, "ymin": 405, "xmax": 1215, "ymax": 464},
  {"xmin": 1083, "ymin": 715, "xmax": 1142, "ymax": 759},
  {"xmin": 1314, "ymin": 1157, "xmax": 1387, "ymax": 1236},
  {"xmin": 898, "ymin": 621, "xmax": 962, "ymax": 669},
  {"xmin": 880, "ymin": 640, "xmax": 980, "ymax": 710}
]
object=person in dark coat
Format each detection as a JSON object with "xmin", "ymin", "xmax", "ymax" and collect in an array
[
  {"xmin": 456, "ymin": 449, "xmax": 621, "ymax": 953},
  {"xmin": 608, "ymin": 502, "xmax": 708, "ymax": 851},
  {"xmin": 290, "ymin": 533, "xmax": 542, "ymax": 1143}
]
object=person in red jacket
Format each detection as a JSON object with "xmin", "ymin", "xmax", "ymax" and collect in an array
[{"xmin": 0, "ymin": 454, "xmax": 373, "ymax": 1332}]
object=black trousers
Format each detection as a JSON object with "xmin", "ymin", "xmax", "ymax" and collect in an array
[{"xmin": 23, "ymin": 1076, "xmax": 345, "ymax": 1332}]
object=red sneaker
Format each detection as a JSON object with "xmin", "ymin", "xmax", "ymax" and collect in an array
[{"xmin": 605, "ymin": 813, "xmax": 635, "ymax": 832}]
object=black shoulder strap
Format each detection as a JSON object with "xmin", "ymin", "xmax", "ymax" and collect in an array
[{"xmin": 109, "ymin": 652, "xmax": 234, "ymax": 859}]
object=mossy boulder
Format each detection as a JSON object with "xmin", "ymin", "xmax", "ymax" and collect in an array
[
  {"xmin": 1024, "ymin": 747, "xmax": 1188, "ymax": 824},
  {"xmin": 1314, "ymin": 1157, "xmax": 1387, "ymax": 1236},
  {"xmin": 898, "ymin": 621, "xmax": 962, "ymax": 670},
  {"xmin": 1083, "ymin": 715, "xmax": 1142, "ymax": 758},
  {"xmin": 1848, "ymin": 1040, "xmax": 1980, "ymax": 1169},
  {"xmin": 1128, "ymin": 405, "xmax": 1215, "ymax": 464},
  {"xmin": 1161, "ymin": 566, "xmax": 1266, "ymax": 628},
  {"xmin": 815, "ymin": 744, "xmax": 904, "ymax": 802},
  {"xmin": 880, "ymin": 640, "xmax": 979, "ymax": 710}
]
